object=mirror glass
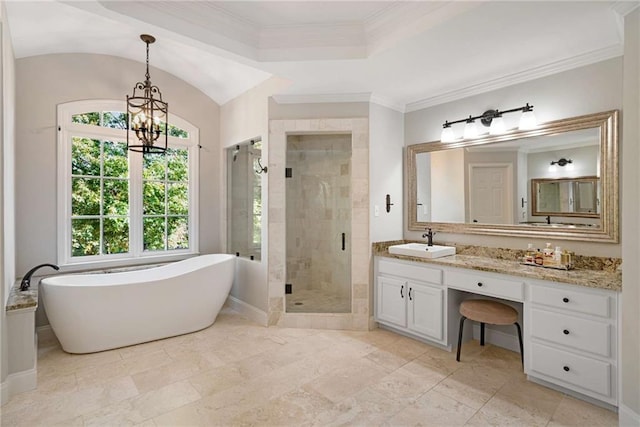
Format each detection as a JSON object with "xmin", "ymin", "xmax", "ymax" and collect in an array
[
  {"xmin": 227, "ymin": 139, "xmax": 263, "ymax": 260},
  {"xmin": 408, "ymin": 110, "xmax": 618, "ymax": 242}
]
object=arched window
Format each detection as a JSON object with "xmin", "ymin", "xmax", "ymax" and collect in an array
[{"xmin": 57, "ymin": 100, "xmax": 199, "ymax": 266}]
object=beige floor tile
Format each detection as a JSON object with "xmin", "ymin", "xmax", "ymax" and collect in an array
[
  {"xmin": 371, "ymin": 360, "xmax": 447, "ymax": 402},
  {"xmin": 2, "ymin": 376, "xmax": 139, "ymax": 426},
  {"xmin": 548, "ymin": 395, "xmax": 618, "ymax": 426},
  {"xmin": 231, "ymin": 387, "xmax": 335, "ymax": 426},
  {"xmin": 466, "ymin": 375, "xmax": 563, "ymax": 426},
  {"xmin": 303, "ymin": 357, "xmax": 389, "ymax": 403},
  {"xmin": 313, "ymin": 387, "xmax": 407, "ymax": 426},
  {"xmin": 82, "ymin": 379, "xmax": 201, "ymax": 426},
  {"xmin": 385, "ymin": 389, "xmax": 477, "ymax": 427},
  {"xmin": 432, "ymin": 363, "xmax": 512, "ymax": 410}
]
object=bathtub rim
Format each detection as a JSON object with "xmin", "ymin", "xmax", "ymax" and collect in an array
[{"xmin": 40, "ymin": 254, "xmax": 236, "ymax": 287}]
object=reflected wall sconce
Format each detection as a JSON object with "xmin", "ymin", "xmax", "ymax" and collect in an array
[
  {"xmin": 126, "ymin": 34, "xmax": 169, "ymax": 154},
  {"xmin": 550, "ymin": 158, "xmax": 572, "ymax": 167},
  {"xmin": 441, "ymin": 103, "xmax": 536, "ymax": 142}
]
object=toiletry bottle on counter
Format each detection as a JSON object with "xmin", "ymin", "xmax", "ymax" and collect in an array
[
  {"xmin": 554, "ymin": 246, "xmax": 562, "ymax": 262},
  {"xmin": 542, "ymin": 243, "xmax": 553, "ymax": 266},
  {"xmin": 524, "ymin": 243, "xmax": 535, "ymax": 263},
  {"xmin": 534, "ymin": 249, "xmax": 543, "ymax": 265}
]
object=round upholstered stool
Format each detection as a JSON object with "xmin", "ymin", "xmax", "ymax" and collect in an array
[{"xmin": 456, "ymin": 299, "xmax": 523, "ymax": 365}]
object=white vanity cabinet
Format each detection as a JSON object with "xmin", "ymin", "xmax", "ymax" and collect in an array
[
  {"xmin": 374, "ymin": 256, "xmax": 620, "ymax": 407},
  {"xmin": 526, "ymin": 280, "xmax": 618, "ymax": 406},
  {"xmin": 375, "ymin": 258, "xmax": 445, "ymax": 344}
]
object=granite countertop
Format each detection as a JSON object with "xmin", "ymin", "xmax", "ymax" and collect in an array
[
  {"xmin": 6, "ymin": 283, "xmax": 38, "ymax": 312},
  {"xmin": 374, "ymin": 241, "xmax": 621, "ymax": 292}
]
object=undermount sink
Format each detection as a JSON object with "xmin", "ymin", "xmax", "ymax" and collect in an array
[{"xmin": 388, "ymin": 243, "xmax": 456, "ymax": 259}]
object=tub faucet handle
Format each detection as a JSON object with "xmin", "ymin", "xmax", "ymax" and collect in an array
[{"xmin": 20, "ymin": 263, "xmax": 59, "ymax": 291}]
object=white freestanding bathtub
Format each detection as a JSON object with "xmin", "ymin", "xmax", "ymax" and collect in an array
[{"xmin": 40, "ymin": 254, "xmax": 235, "ymax": 354}]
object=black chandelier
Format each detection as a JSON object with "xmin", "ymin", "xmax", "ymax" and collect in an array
[{"xmin": 126, "ymin": 34, "xmax": 168, "ymax": 154}]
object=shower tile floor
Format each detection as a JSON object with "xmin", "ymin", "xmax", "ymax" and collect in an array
[
  {"xmin": 1, "ymin": 307, "xmax": 618, "ymax": 426},
  {"xmin": 286, "ymin": 288, "xmax": 351, "ymax": 313}
]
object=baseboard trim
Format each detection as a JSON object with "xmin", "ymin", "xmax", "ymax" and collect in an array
[
  {"xmin": 225, "ymin": 296, "xmax": 268, "ymax": 326},
  {"xmin": 619, "ymin": 403, "xmax": 640, "ymax": 426},
  {"xmin": 472, "ymin": 324, "xmax": 520, "ymax": 352},
  {"xmin": 0, "ymin": 368, "xmax": 37, "ymax": 406}
]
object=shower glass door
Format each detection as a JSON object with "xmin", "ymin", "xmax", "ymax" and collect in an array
[{"xmin": 285, "ymin": 134, "xmax": 351, "ymax": 313}]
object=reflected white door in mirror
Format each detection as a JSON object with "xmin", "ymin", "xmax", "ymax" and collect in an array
[{"xmin": 374, "ymin": 256, "xmax": 619, "ymax": 408}]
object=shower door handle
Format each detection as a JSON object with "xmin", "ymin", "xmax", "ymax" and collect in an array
[{"xmin": 341, "ymin": 233, "xmax": 346, "ymax": 251}]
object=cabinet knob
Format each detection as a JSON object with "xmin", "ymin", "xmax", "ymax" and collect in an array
[
  {"xmin": 477, "ymin": 282, "xmax": 483, "ymax": 287},
  {"xmin": 562, "ymin": 297, "xmax": 569, "ymax": 303},
  {"xmin": 563, "ymin": 329, "xmax": 570, "ymax": 335},
  {"xmin": 563, "ymin": 366, "xmax": 570, "ymax": 372}
]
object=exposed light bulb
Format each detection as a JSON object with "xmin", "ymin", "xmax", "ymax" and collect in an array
[
  {"xmin": 441, "ymin": 126, "xmax": 455, "ymax": 143},
  {"xmin": 489, "ymin": 116, "xmax": 506, "ymax": 135},
  {"xmin": 463, "ymin": 119, "xmax": 478, "ymax": 139},
  {"xmin": 548, "ymin": 164, "xmax": 557, "ymax": 172},
  {"xmin": 566, "ymin": 162, "xmax": 575, "ymax": 171},
  {"xmin": 519, "ymin": 110, "xmax": 536, "ymax": 130}
]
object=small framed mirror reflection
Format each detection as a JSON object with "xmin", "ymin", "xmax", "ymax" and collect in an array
[
  {"xmin": 531, "ymin": 177, "xmax": 600, "ymax": 218},
  {"xmin": 407, "ymin": 110, "xmax": 618, "ymax": 242}
]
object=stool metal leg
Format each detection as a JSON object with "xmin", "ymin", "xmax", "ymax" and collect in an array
[
  {"xmin": 515, "ymin": 322, "xmax": 524, "ymax": 366},
  {"xmin": 456, "ymin": 316, "xmax": 466, "ymax": 362},
  {"xmin": 480, "ymin": 322, "xmax": 485, "ymax": 346}
]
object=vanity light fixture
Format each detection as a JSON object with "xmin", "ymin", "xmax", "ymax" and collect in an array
[
  {"xmin": 440, "ymin": 103, "xmax": 535, "ymax": 142},
  {"xmin": 126, "ymin": 34, "xmax": 168, "ymax": 154},
  {"xmin": 550, "ymin": 158, "xmax": 573, "ymax": 167}
]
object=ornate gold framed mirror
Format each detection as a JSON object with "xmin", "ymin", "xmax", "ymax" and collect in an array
[{"xmin": 407, "ymin": 110, "xmax": 618, "ymax": 242}]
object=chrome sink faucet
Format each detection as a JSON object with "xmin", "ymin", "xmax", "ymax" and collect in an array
[{"xmin": 422, "ymin": 228, "xmax": 435, "ymax": 246}]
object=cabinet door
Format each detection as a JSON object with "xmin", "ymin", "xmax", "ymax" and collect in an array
[
  {"xmin": 376, "ymin": 276, "xmax": 407, "ymax": 327},
  {"xmin": 408, "ymin": 282, "xmax": 444, "ymax": 341}
]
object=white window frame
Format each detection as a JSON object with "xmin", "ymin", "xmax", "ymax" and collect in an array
[{"xmin": 57, "ymin": 100, "xmax": 199, "ymax": 268}]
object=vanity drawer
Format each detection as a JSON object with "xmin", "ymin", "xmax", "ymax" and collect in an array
[
  {"xmin": 530, "ymin": 308, "xmax": 611, "ymax": 357},
  {"xmin": 530, "ymin": 342, "xmax": 611, "ymax": 397},
  {"xmin": 378, "ymin": 259, "xmax": 442, "ymax": 284},
  {"xmin": 446, "ymin": 270, "xmax": 524, "ymax": 301},
  {"xmin": 530, "ymin": 285, "xmax": 611, "ymax": 318}
]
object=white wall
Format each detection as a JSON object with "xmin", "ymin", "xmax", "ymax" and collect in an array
[
  {"xmin": 404, "ymin": 58, "xmax": 623, "ymax": 256},
  {"xmin": 14, "ymin": 54, "xmax": 220, "ymax": 325},
  {"xmin": 369, "ymin": 103, "xmax": 404, "ymax": 242},
  {"xmin": 0, "ymin": 1, "xmax": 16, "ymax": 402},
  {"xmin": 431, "ymin": 149, "xmax": 465, "ymax": 222},
  {"xmin": 621, "ymin": 8, "xmax": 640, "ymax": 425},
  {"xmin": 220, "ymin": 77, "xmax": 289, "ymax": 316}
]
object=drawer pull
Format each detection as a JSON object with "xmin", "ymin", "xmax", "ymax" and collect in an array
[
  {"xmin": 409, "ymin": 287, "xmax": 413, "ymax": 301},
  {"xmin": 400, "ymin": 285, "xmax": 404, "ymax": 298},
  {"xmin": 563, "ymin": 329, "xmax": 570, "ymax": 335},
  {"xmin": 477, "ymin": 282, "xmax": 483, "ymax": 287},
  {"xmin": 563, "ymin": 366, "xmax": 570, "ymax": 372},
  {"xmin": 562, "ymin": 297, "xmax": 570, "ymax": 303}
]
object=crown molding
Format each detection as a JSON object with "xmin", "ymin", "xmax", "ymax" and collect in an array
[
  {"xmin": 405, "ymin": 44, "xmax": 623, "ymax": 113},
  {"xmin": 272, "ymin": 93, "xmax": 373, "ymax": 105},
  {"xmin": 611, "ymin": 1, "xmax": 640, "ymax": 17},
  {"xmin": 271, "ymin": 92, "xmax": 405, "ymax": 113}
]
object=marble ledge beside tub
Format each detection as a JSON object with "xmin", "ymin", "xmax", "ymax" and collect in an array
[
  {"xmin": 6, "ymin": 283, "xmax": 38, "ymax": 312},
  {"xmin": 373, "ymin": 240, "xmax": 621, "ymax": 292}
]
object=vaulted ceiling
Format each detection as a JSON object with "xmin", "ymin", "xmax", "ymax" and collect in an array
[{"xmin": 5, "ymin": 1, "xmax": 630, "ymax": 111}]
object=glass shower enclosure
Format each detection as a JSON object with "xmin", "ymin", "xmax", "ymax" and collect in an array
[{"xmin": 285, "ymin": 134, "xmax": 351, "ymax": 313}]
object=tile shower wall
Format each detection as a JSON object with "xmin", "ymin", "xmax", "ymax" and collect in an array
[
  {"xmin": 286, "ymin": 135, "xmax": 352, "ymax": 310},
  {"xmin": 268, "ymin": 119, "xmax": 370, "ymax": 330}
]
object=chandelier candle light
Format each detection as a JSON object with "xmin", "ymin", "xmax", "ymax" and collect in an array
[
  {"xmin": 441, "ymin": 103, "xmax": 536, "ymax": 142},
  {"xmin": 126, "ymin": 34, "xmax": 168, "ymax": 154}
]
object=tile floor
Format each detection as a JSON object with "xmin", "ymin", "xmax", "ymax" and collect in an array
[
  {"xmin": 0, "ymin": 308, "xmax": 618, "ymax": 426},
  {"xmin": 285, "ymin": 289, "xmax": 351, "ymax": 313}
]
